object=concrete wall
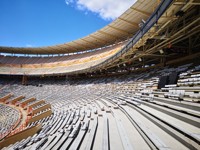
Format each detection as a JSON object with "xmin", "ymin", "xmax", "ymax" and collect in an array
[{"xmin": 28, "ymin": 109, "xmax": 52, "ymax": 124}]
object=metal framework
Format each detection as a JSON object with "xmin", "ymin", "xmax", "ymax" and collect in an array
[{"xmin": 72, "ymin": 0, "xmax": 200, "ymax": 75}]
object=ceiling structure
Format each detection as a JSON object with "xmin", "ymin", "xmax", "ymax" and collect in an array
[
  {"xmin": 71, "ymin": 0, "xmax": 200, "ymax": 75},
  {"xmin": 0, "ymin": 0, "xmax": 160, "ymax": 54}
]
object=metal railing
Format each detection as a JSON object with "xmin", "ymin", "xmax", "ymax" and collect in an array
[{"xmin": 72, "ymin": 0, "xmax": 173, "ymax": 75}]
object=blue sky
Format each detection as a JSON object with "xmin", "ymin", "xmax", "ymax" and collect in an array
[{"xmin": 0, "ymin": 0, "xmax": 135, "ymax": 47}]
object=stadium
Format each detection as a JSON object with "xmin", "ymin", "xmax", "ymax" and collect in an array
[{"xmin": 0, "ymin": 0, "xmax": 200, "ymax": 149}]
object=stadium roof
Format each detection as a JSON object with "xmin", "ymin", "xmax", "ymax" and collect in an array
[{"xmin": 0, "ymin": 0, "xmax": 159, "ymax": 54}]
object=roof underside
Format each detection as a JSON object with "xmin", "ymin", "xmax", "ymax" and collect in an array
[{"xmin": 0, "ymin": 0, "xmax": 159, "ymax": 54}]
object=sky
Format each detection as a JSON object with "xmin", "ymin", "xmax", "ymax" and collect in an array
[{"xmin": 0, "ymin": 0, "xmax": 136, "ymax": 47}]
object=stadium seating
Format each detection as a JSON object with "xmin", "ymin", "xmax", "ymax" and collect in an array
[
  {"xmin": 0, "ymin": 42, "xmax": 125, "ymax": 75},
  {"xmin": 0, "ymin": 63, "xmax": 200, "ymax": 150},
  {"xmin": 0, "ymin": 92, "xmax": 52, "ymax": 147},
  {"xmin": 0, "ymin": 104, "xmax": 21, "ymax": 140},
  {"xmin": 0, "ymin": 0, "xmax": 200, "ymax": 149}
]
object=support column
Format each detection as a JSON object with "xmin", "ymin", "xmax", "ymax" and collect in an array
[{"xmin": 22, "ymin": 75, "xmax": 28, "ymax": 85}]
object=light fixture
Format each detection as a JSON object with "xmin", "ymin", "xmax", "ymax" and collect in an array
[
  {"xmin": 142, "ymin": 19, "xmax": 146, "ymax": 24},
  {"xmin": 159, "ymin": 49, "xmax": 164, "ymax": 54},
  {"xmin": 138, "ymin": 19, "xmax": 146, "ymax": 28}
]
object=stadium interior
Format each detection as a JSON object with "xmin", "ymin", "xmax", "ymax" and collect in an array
[{"xmin": 0, "ymin": 0, "xmax": 200, "ymax": 149}]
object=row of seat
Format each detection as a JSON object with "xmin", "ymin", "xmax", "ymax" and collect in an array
[
  {"xmin": 0, "ymin": 42, "xmax": 125, "ymax": 65},
  {"xmin": 0, "ymin": 104, "xmax": 21, "ymax": 140},
  {"xmin": 0, "ymin": 63, "xmax": 200, "ymax": 149}
]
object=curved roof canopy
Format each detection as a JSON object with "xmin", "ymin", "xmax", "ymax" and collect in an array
[{"xmin": 0, "ymin": 0, "xmax": 159, "ymax": 54}]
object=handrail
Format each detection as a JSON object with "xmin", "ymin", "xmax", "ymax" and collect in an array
[{"xmin": 74, "ymin": 0, "xmax": 173, "ymax": 74}]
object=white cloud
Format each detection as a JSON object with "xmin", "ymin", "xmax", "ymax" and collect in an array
[
  {"xmin": 65, "ymin": 0, "xmax": 74, "ymax": 5},
  {"xmin": 65, "ymin": 0, "xmax": 136, "ymax": 20},
  {"xmin": 26, "ymin": 44, "xmax": 33, "ymax": 47}
]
